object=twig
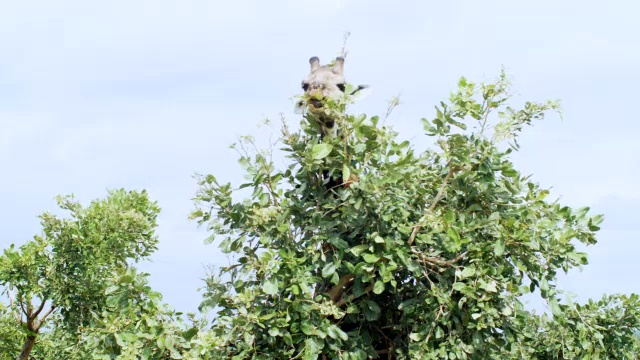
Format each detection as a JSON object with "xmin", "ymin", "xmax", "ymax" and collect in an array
[
  {"xmin": 412, "ymin": 250, "xmax": 468, "ymax": 268},
  {"xmin": 249, "ymin": 139, "xmax": 280, "ymax": 207},
  {"xmin": 18, "ymin": 295, "xmax": 28, "ymax": 319},
  {"xmin": 408, "ymin": 167, "xmax": 456, "ymax": 245},
  {"xmin": 422, "ymin": 269, "xmax": 435, "ymax": 288},
  {"xmin": 339, "ymin": 32, "xmax": 351, "ymax": 59},
  {"xmin": 372, "ymin": 325, "xmax": 394, "ymax": 359},
  {"xmin": 7, "ymin": 290, "xmax": 22, "ymax": 324},
  {"xmin": 479, "ymin": 94, "xmax": 494, "ymax": 135},
  {"xmin": 424, "ymin": 305, "xmax": 445, "ymax": 344},
  {"xmin": 383, "ymin": 95, "xmax": 401, "ymax": 125},
  {"xmin": 32, "ymin": 300, "xmax": 47, "ymax": 319}
]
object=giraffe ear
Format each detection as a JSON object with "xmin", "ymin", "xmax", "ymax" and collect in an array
[
  {"xmin": 349, "ymin": 84, "xmax": 369, "ymax": 95},
  {"xmin": 333, "ymin": 56, "xmax": 345, "ymax": 75},
  {"xmin": 349, "ymin": 84, "xmax": 372, "ymax": 101},
  {"xmin": 309, "ymin": 56, "xmax": 320, "ymax": 71}
]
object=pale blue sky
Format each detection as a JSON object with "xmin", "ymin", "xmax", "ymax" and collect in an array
[{"xmin": 1, "ymin": 0, "xmax": 638, "ymax": 315}]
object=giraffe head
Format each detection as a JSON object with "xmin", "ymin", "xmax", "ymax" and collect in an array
[{"xmin": 296, "ymin": 56, "xmax": 368, "ymax": 138}]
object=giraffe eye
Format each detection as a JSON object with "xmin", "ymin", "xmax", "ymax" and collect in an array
[
  {"xmin": 302, "ymin": 83, "xmax": 309, "ymax": 91},
  {"xmin": 337, "ymin": 83, "xmax": 346, "ymax": 92}
]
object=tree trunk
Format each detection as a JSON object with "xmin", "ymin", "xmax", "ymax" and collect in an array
[{"xmin": 18, "ymin": 335, "xmax": 36, "ymax": 360}]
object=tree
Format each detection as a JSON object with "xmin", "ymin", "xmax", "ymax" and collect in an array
[
  {"xmin": 520, "ymin": 293, "xmax": 640, "ymax": 358},
  {"xmin": 0, "ymin": 189, "xmax": 161, "ymax": 359},
  {"xmin": 190, "ymin": 72, "xmax": 640, "ymax": 359},
  {"xmin": 69, "ymin": 267, "xmax": 198, "ymax": 360}
]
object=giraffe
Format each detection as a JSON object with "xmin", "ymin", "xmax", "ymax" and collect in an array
[
  {"xmin": 296, "ymin": 56, "xmax": 368, "ymax": 139},
  {"xmin": 295, "ymin": 56, "xmax": 368, "ymax": 190}
]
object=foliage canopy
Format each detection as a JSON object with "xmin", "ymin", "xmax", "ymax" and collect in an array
[{"xmin": 188, "ymin": 72, "xmax": 638, "ymax": 359}]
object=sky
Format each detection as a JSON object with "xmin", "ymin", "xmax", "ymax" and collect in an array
[{"xmin": 1, "ymin": 0, "xmax": 639, "ymax": 316}]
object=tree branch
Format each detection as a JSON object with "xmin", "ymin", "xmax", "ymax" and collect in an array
[
  {"xmin": 17, "ymin": 294, "xmax": 28, "ymax": 319},
  {"xmin": 335, "ymin": 282, "xmax": 375, "ymax": 308},
  {"xmin": 412, "ymin": 249, "xmax": 468, "ymax": 268},
  {"xmin": 27, "ymin": 298, "xmax": 33, "ymax": 316},
  {"xmin": 34, "ymin": 305, "xmax": 57, "ymax": 332},
  {"xmin": 408, "ymin": 166, "xmax": 456, "ymax": 245},
  {"xmin": 327, "ymin": 274, "xmax": 355, "ymax": 303},
  {"xmin": 32, "ymin": 299, "xmax": 47, "ymax": 319}
]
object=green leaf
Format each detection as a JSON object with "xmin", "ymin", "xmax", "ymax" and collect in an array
[
  {"xmin": 300, "ymin": 321, "xmax": 314, "ymax": 335},
  {"xmin": 262, "ymin": 277, "xmax": 279, "ymax": 295},
  {"xmin": 494, "ymin": 239, "xmax": 505, "ymax": 256},
  {"xmin": 447, "ymin": 227, "xmax": 461, "ymax": 247},
  {"xmin": 322, "ymin": 262, "xmax": 337, "ymax": 278},
  {"xmin": 362, "ymin": 300, "xmax": 381, "ymax": 321},
  {"xmin": 484, "ymin": 280, "xmax": 497, "ymax": 292},
  {"xmin": 537, "ymin": 189, "xmax": 550, "ymax": 201},
  {"xmin": 343, "ymin": 164, "xmax": 351, "ymax": 182},
  {"xmin": 362, "ymin": 253, "xmax": 380, "ymax": 263},
  {"xmin": 311, "ymin": 143, "xmax": 333, "ymax": 159},
  {"xmin": 373, "ymin": 280, "xmax": 385, "ymax": 294},
  {"xmin": 277, "ymin": 223, "xmax": 289, "ymax": 233},
  {"xmin": 501, "ymin": 168, "xmax": 518, "ymax": 178},
  {"xmin": 591, "ymin": 214, "xmax": 605, "ymax": 226},
  {"xmin": 444, "ymin": 210, "xmax": 456, "ymax": 225},
  {"xmin": 350, "ymin": 245, "xmax": 370, "ymax": 257},
  {"xmin": 327, "ymin": 325, "xmax": 349, "ymax": 341},
  {"xmin": 182, "ymin": 328, "xmax": 198, "ymax": 341},
  {"xmin": 574, "ymin": 206, "xmax": 590, "ymax": 218},
  {"xmin": 540, "ymin": 278, "xmax": 549, "ymax": 292},
  {"xmin": 304, "ymin": 337, "xmax": 321, "ymax": 359},
  {"xmin": 460, "ymin": 266, "xmax": 475, "ymax": 279},
  {"xmin": 453, "ymin": 282, "xmax": 466, "ymax": 291},
  {"xmin": 549, "ymin": 298, "xmax": 562, "ymax": 316}
]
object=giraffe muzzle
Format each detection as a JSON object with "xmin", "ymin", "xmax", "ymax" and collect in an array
[{"xmin": 310, "ymin": 99, "xmax": 323, "ymax": 108}]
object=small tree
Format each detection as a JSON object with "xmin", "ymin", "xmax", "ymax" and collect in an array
[
  {"xmin": 74, "ymin": 267, "xmax": 197, "ymax": 360},
  {"xmin": 191, "ymin": 72, "xmax": 638, "ymax": 359},
  {"xmin": 521, "ymin": 294, "xmax": 640, "ymax": 358},
  {"xmin": 0, "ymin": 189, "xmax": 161, "ymax": 359}
]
